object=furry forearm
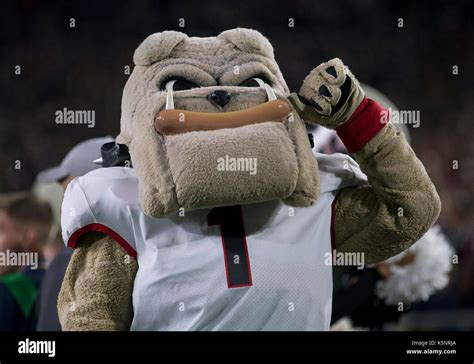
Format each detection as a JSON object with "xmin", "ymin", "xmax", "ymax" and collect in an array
[
  {"xmin": 334, "ymin": 123, "xmax": 441, "ymax": 264},
  {"xmin": 57, "ymin": 232, "xmax": 138, "ymax": 331}
]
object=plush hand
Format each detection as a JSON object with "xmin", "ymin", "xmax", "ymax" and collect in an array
[{"xmin": 289, "ymin": 58, "xmax": 365, "ymax": 129}]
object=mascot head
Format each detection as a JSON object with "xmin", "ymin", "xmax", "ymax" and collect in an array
[{"xmin": 118, "ymin": 28, "xmax": 319, "ymax": 217}]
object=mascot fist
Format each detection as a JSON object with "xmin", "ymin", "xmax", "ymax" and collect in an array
[{"xmin": 289, "ymin": 58, "xmax": 365, "ymax": 129}]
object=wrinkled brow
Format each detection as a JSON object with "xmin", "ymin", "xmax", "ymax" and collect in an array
[{"xmin": 148, "ymin": 61, "xmax": 219, "ymax": 88}]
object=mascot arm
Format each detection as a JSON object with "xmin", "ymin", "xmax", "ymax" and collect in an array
[
  {"xmin": 333, "ymin": 123, "xmax": 440, "ymax": 264},
  {"xmin": 290, "ymin": 58, "xmax": 441, "ymax": 264},
  {"xmin": 58, "ymin": 232, "xmax": 138, "ymax": 331}
]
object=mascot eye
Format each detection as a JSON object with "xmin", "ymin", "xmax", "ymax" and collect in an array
[
  {"xmin": 160, "ymin": 78, "xmax": 199, "ymax": 91},
  {"xmin": 238, "ymin": 75, "xmax": 272, "ymax": 87}
]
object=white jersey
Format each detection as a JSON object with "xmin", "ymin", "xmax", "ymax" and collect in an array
[{"xmin": 61, "ymin": 153, "xmax": 367, "ymax": 331}]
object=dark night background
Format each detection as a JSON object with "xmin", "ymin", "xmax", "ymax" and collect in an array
[{"xmin": 1, "ymin": 0, "xmax": 473, "ymax": 327}]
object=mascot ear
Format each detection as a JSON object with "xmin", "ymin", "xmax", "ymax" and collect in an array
[
  {"xmin": 218, "ymin": 28, "xmax": 274, "ymax": 58},
  {"xmin": 133, "ymin": 31, "xmax": 187, "ymax": 66}
]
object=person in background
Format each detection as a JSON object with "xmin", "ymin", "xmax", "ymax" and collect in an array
[
  {"xmin": 0, "ymin": 192, "xmax": 53, "ymax": 331},
  {"xmin": 32, "ymin": 182, "xmax": 65, "ymax": 268},
  {"xmin": 35, "ymin": 136, "xmax": 113, "ymax": 331}
]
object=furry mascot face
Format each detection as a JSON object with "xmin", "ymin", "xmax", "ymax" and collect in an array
[{"xmin": 117, "ymin": 28, "xmax": 319, "ymax": 218}]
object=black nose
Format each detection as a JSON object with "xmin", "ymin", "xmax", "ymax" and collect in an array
[{"xmin": 207, "ymin": 90, "xmax": 232, "ymax": 107}]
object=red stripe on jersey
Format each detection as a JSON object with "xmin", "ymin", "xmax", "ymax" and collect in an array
[
  {"xmin": 239, "ymin": 206, "xmax": 253, "ymax": 287},
  {"xmin": 68, "ymin": 223, "xmax": 137, "ymax": 259}
]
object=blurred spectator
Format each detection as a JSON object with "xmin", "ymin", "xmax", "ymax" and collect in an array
[
  {"xmin": 33, "ymin": 182, "xmax": 66, "ymax": 267},
  {"xmin": 35, "ymin": 136, "xmax": 113, "ymax": 331},
  {"xmin": 0, "ymin": 192, "xmax": 53, "ymax": 331}
]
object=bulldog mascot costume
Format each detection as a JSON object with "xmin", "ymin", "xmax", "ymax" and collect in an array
[{"xmin": 58, "ymin": 29, "xmax": 440, "ymax": 331}]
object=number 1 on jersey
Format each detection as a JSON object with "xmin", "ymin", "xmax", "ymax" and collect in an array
[{"xmin": 207, "ymin": 205, "xmax": 253, "ymax": 288}]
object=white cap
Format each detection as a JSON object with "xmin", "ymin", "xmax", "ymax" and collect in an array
[{"xmin": 36, "ymin": 136, "xmax": 114, "ymax": 184}]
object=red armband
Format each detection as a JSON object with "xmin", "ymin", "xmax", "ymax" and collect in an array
[{"xmin": 335, "ymin": 97, "xmax": 388, "ymax": 153}]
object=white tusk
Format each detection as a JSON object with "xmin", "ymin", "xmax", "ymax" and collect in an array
[
  {"xmin": 252, "ymin": 78, "xmax": 277, "ymax": 101},
  {"xmin": 165, "ymin": 80, "xmax": 177, "ymax": 110},
  {"xmin": 262, "ymin": 83, "xmax": 277, "ymax": 101},
  {"xmin": 93, "ymin": 157, "xmax": 103, "ymax": 165}
]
